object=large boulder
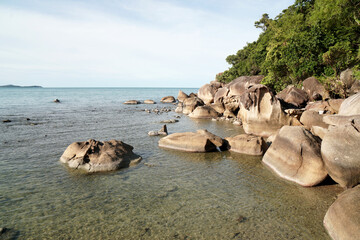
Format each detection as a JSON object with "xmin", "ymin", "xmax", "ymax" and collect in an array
[
  {"xmin": 158, "ymin": 130, "xmax": 223, "ymax": 152},
  {"xmin": 226, "ymin": 75, "xmax": 264, "ymax": 97},
  {"xmin": 276, "ymin": 85, "xmax": 309, "ymax": 108},
  {"xmin": 177, "ymin": 90, "xmax": 188, "ymax": 102},
  {"xmin": 340, "ymin": 68, "xmax": 355, "ymax": 90},
  {"xmin": 198, "ymin": 84, "xmax": 219, "ymax": 105},
  {"xmin": 303, "ymin": 77, "xmax": 329, "ymax": 101},
  {"xmin": 210, "ymin": 102, "xmax": 225, "ymax": 114},
  {"xmin": 182, "ymin": 97, "xmax": 204, "ymax": 115},
  {"xmin": 188, "ymin": 106, "xmax": 220, "ymax": 119},
  {"xmin": 300, "ymin": 110, "xmax": 329, "ymax": 130},
  {"xmin": 262, "ymin": 126, "xmax": 327, "ymax": 187},
  {"xmin": 324, "ymin": 185, "xmax": 360, "ymax": 240},
  {"xmin": 60, "ymin": 139, "xmax": 142, "ymax": 172},
  {"xmin": 214, "ymin": 87, "xmax": 229, "ymax": 103},
  {"xmin": 338, "ymin": 92, "xmax": 360, "ymax": 116},
  {"xmin": 161, "ymin": 96, "xmax": 176, "ymax": 103},
  {"xmin": 238, "ymin": 84, "xmax": 291, "ymax": 137},
  {"xmin": 321, "ymin": 116, "xmax": 360, "ymax": 188},
  {"xmin": 305, "ymin": 99, "xmax": 344, "ymax": 114},
  {"xmin": 225, "ymin": 134, "xmax": 267, "ymax": 155}
]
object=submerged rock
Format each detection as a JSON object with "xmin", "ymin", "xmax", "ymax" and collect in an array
[
  {"xmin": 324, "ymin": 185, "xmax": 360, "ymax": 240},
  {"xmin": 158, "ymin": 130, "xmax": 223, "ymax": 152},
  {"xmin": 60, "ymin": 139, "xmax": 142, "ymax": 172},
  {"xmin": 225, "ymin": 134, "xmax": 267, "ymax": 156},
  {"xmin": 262, "ymin": 126, "xmax": 327, "ymax": 187}
]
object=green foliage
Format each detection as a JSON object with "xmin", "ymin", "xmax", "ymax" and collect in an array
[{"xmin": 219, "ymin": 0, "xmax": 360, "ymax": 92}]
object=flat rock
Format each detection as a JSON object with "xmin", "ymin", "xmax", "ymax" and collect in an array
[
  {"xmin": 144, "ymin": 99, "xmax": 155, "ymax": 104},
  {"xmin": 160, "ymin": 119, "xmax": 179, "ymax": 123},
  {"xmin": 324, "ymin": 185, "xmax": 360, "ymax": 240},
  {"xmin": 321, "ymin": 116, "xmax": 360, "ymax": 188},
  {"xmin": 60, "ymin": 139, "xmax": 142, "ymax": 172},
  {"xmin": 262, "ymin": 126, "xmax": 327, "ymax": 187},
  {"xmin": 225, "ymin": 134, "xmax": 267, "ymax": 155},
  {"xmin": 124, "ymin": 100, "xmax": 139, "ymax": 105},
  {"xmin": 158, "ymin": 130, "xmax": 223, "ymax": 152}
]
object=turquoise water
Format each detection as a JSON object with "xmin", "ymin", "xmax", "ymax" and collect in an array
[{"xmin": 0, "ymin": 88, "xmax": 341, "ymax": 239}]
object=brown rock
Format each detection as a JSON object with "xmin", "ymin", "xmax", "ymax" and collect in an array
[
  {"xmin": 144, "ymin": 99, "xmax": 155, "ymax": 104},
  {"xmin": 324, "ymin": 185, "xmax": 360, "ymax": 240},
  {"xmin": 188, "ymin": 106, "xmax": 220, "ymax": 119},
  {"xmin": 225, "ymin": 134, "xmax": 267, "ymax": 155},
  {"xmin": 158, "ymin": 130, "xmax": 223, "ymax": 152},
  {"xmin": 182, "ymin": 97, "xmax": 204, "ymax": 115},
  {"xmin": 321, "ymin": 116, "xmax": 360, "ymax": 188},
  {"xmin": 60, "ymin": 139, "xmax": 142, "ymax": 172},
  {"xmin": 262, "ymin": 126, "xmax": 327, "ymax": 187},
  {"xmin": 210, "ymin": 102, "xmax": 225, "ymax": 114},
  {"xmin": 276, "ymin": 85, "xmax": 309, "ymax": 108},
  {"xmin": 177, "ymin": 90, "xmax": 188, "ymax": 102},
  {"xmin": 124, "ymin": 100, "xmax": 139, "ymax": 104},
  {"xmin": 340, "ymin": 68, "xmax": 355, "ymax": 89},
  {"xmin": 338, "ymin": 92, "xmax": 360, "ymax": 116},
  {"xmin": 226, "ymin": 76, "xmax": 264, "ymax": 97},
  {"xmin": 196, "ymin": 129, "xmax": 224, "ymax": 148},
  {"xmin": 161, "ymin": 96, "xmax": 176, "ymax": 103},
  {"xmin": 311, "ymin": 126, "xmax": 328, "ymax": 139},
  {"xmin": 214, "ymin": 87, "xmax": 229, "ymax": 103},
  {"xmin": 300, "ymin": 110, "xmax": 329, "ymax": 130},
  {"xmin": 302, "ymin": 77, "xmax": 329, "ymax": 101},
  {"xmin": 197, "ymin": 84, "xmax": 219, "ymax": 105},
  {"xmin": 238, "ymin": 84, "xmax": 290, "ymax": 137}
]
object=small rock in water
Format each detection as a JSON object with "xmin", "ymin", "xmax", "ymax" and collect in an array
[
  {"xmin": 2, "ymin": 119, "xmax": 11, "ymax": 123},
  {"xmin": 148, "ymin": 125, "xmax": 168, "ymax": 136},
  {"xmin": 123, "ymin": 100, "xmax": 139, "ymax": 105},
  {"xmin": 175, "ymin": 115, "xmax": 181, "ymax": 118},
  {"xmin": 160, "ymin": 119, "xmax": 178, "ymax": 123},
  {"xmin": 26, "ymin": 118, "xmax": 30, "ymax": 121},
  {"xmin": 53, "ymin": 99, "xmax": 60, "ymax": 103}
]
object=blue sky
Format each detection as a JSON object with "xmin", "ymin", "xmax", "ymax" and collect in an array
[{"xmin": 0, "ymin": 0, "xmax": 294, "ymax": 87}]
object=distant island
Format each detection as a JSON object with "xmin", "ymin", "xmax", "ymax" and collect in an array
[{"xmin": 0, "ymin": 84, "xmax": 43, "ymax": 88}]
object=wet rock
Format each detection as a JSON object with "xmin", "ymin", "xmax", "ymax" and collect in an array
[
  {"xmin": 124, "ymin": 100, "xmax": 139, "ymax": 105},
  {"xmin": 60, "ymin": 139, "xmax": 142, "ymax": 172},
  {"xmin": 160, "ymin": 119, "xmax": 179, "ymax": 123},
  {"xmin": 54, "ymin": 99, "xmax": 60, "ymax": 103},
  {"xmin": 324, "ymin": 185, "xmax": 360, "ymax": 240},
  {"xmin": 238, "ymin": 84, "xmax": 291, "ymax": 137},
  {"xmin": 302, "ymin": 77, "xmax": 329, "ymax": 101},
  {"xmin": 161, "ymin": 96, "xmax": 176, "ymax": 103},
  {"xmin": 263, "ymin": 126, "xmax": 327, "ymax": 187},
  {"xmin": 276, "ymin": 85, "xmax": 309, "ymax": 108},
  {"xmin": 188, "ymin": 106, "xmax": 220, "ymax": 119},
  {"xmin": 144, "ymin": 99, "xmax": 155, "ymax": 104},
  {"xmin": 158, "ymin": 130, "xmax": 223, "ymax": 152},
  {"xmin": 225, "ymin": 134, "xmax": 267, "ymax": 155},
  {"xmin": 2, "ymin": 119, "xmax": 11, "ymax": 123},
  {"xmin": 177, "ymin": 90, "xmax": 189, "ymax": 102},
  {"xmin": 321, "ymin": 116, "xmax": 360, "ymax": 188}
]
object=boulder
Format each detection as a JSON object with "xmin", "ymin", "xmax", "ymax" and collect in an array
[
  {"xmin": 60, "ymin": 139, "xmax": 142, "ymax": 172},
  {"xmin": 302, "ymin": 77, "xmax": 329, "ymax": 101},
  {"xmin": 160, "ymin": 96, "xmax": 176, "ymax": 103},
  {"xmin": 226, "ymin": 76, "xmax": 264, "ymax": 97},
  {"xmin": 214, "ymin": 87, "xmax": 229, "ymax": 103},
  {"xmin": 54, "ymin": 99, "xmax": 60, "ymax": 103},
  {"xmin": 182, "ymin": 97, "xmax": 204, "ymax": 115},
  {"xmin": 262, "ymin": 126, "xmax": 327, "ymax": 187},
  {"xmin": 177, "ymin": 90, "xmax": 188, "ymax": 102},
  {"xmin": 223, "ymin": 95, "xmax": 240, "ymax": 113},
  {"xmin": 324, "ymin": 185, "xmax": 360, "ymax": 240},
  {"xmin": 210, "ymin": 102, "xmax": 225, "ymax": 114},
  {"xmin": 338, "ymin": 92, "xmax": 360, "ymax": 116},
  {"xmin": 210, "ymin": 80, "xmax": 224, "ymax": 88},
  {"xmin": 160, "ymin": 119, "xmax": 178, "ymax": 123},
  {"xmin": 311, "ymin": 126, "xmax": 328, "ymax": 139},
  {"xmin": 144, "ymin": 99, "xmax": 155, "ymax": 104},
  {"xmin": 305, "ymin": 99, "xmax": 344, "ymax": 114},
  {"xmin": 238, "ymin": 84, "xmax": 291, "ymax": 137},
  {"xmin": 188, "ymin": 106, "xmax": 220, "ymax": 119},
  {"xmin": 321, "ymin": 116, "xmax": 360, "ymax": 188},
  {"xmin": 148, "ymin": 125, "xmax": 168, "ymax": 136},
  {"xmin": 175, "ymin": 103, "xmax": 183, "ymax": 113},
  {"xmin": 197, "ymin": 83, "xmax": 219, "ymax": 105},
  {"xmin": 124, "ymin": 100, "xmax": 139, "ymax": 105},
  {"xmin": 276, "ymin": 85, "xmax": 309, "ymax": 108},
  {"xmin": 225, "ymin": 134, "xmax": 267, "ymax": 155},
  {"xmin": 223, "ymin": 109, "xmax": 236, "ymax": 119},
  {"xmin": 196, "ymin": 129, "xmax": 224, "ymax": 149},
  {"xmin": 300, "ymin": 110, "xmax": 329, "ymax": 130},
  {"xmin": 340, "ymin": 68, "xmax": 355, "ymax": 89},
  {"xmin": 189, "ymin": 93, "xmax": 197, "ymax": 98},
  {"xmin": 349, "ymin": 80, "xmax": 360, "ymax": 96},
  {"xmin": 158, "ymin": 130, "xmax": 223, "ymax": 152}
]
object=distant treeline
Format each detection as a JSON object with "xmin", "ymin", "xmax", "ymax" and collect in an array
[{"xmin": 217, "ymin": 0, "xmax": 360, "ymax": 92}]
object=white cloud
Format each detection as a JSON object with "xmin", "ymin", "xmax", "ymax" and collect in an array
[{"xmin": 0, "ymin": 0, "xmax": 292, "ymax": 87}]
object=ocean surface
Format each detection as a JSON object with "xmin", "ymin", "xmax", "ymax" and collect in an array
[{"xmin": 0, "ymin": 87, "xmax": 342, "ymax": 239}]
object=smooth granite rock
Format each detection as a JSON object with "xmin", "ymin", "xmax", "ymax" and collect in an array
[
  {"xmin": 226, "ymin": 134, "xmax": 267, "ymax": 155},
  {"xmin": 188, "ymin": 106, "xmax": 220, "ymax": 119}
]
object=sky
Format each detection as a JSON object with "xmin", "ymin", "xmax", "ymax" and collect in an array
[{"xmin": 0, "ymin": 0, "xmax": 294, "ymax": 87}]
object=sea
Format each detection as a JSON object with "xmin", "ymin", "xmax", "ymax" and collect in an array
[{"xmin": 0, "ymin": 87, "xmax": 342, "ymax": 239}]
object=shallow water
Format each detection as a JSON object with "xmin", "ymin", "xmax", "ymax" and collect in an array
[{"xmin": 0, "ymin": 88, "xmax": 342, "ymax": 239}]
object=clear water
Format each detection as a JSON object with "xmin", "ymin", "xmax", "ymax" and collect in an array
[{"xmin": 0, "ymin": 88, "xmax": 342, "ymax": 239}]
